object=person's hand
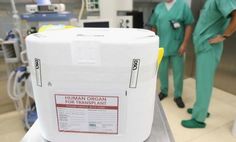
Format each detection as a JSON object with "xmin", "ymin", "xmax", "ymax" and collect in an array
[
  {"xmin": 179, "ymin": 43, "xmax": 187, "ymax": 56},
  {"xmin": 151, "ymin": 27, "xmax": 157, "ymax": 33},
  {"xmin": 209, "ymin": 35, "xmax": 226, "ymax": 44}
]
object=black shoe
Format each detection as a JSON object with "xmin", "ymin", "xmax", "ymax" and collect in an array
[
  {"xmin": 174, "ymin": 97, "xmax": 185, "ymax": 108},
  {"xmin": 159, "ymin": 92, "xmax": 167, "ymax": 101},
  {"xmin": 187, "ymin": 108, "xmax": 210, "ymax": 118}
]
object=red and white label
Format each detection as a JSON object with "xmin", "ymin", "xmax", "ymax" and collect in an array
[{"xmin": 55, "ymin": 94, "xmax": 119, "ymax": 134}]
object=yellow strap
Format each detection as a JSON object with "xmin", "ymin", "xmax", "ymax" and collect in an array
[
  {"xmin": 38, "ymin": 25, "xmax": 76, "ymax": 33},
  {"xmin": 158, "ymin": 48, "xmax": 164, "ymax": 66}
]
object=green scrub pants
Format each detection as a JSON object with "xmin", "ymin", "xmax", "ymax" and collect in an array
[
  {"xmin": 159, "ymin": 55, "xmax": 184, "ymax": 98},
  {"xmin": 192, "ymin": 44, "xmax": 223, "ymax": 122}
]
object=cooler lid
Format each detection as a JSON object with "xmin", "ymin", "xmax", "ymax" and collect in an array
[{"xmin": 27, "ymin": 28, "xmax": 157, "ymax": 43}]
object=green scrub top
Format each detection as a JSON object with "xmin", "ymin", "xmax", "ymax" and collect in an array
[
  {"xmin": 193, "ymin": 0, "xmax": 236, "ymax": 53},
  {"xmin": 149, "ymin": 0, "xmax": 194, "ymax": 56}
]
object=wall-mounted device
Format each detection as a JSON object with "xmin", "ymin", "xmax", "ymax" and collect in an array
[
  {"xmin": 79, "ymin": 19, "xmax": 110, "ymax": 28},
  {"xmin": 118, "ymin": 16, "xmax": 133, "ymax": 28},
  {"xmin": 117, "ymin": 11, "xmax": 144, "ymax": 29},
  {"xmin": 26, "ymin": 4, "xmax": 66, "ymax": 13},
  {"xmin": 86, "ymin": 0, "xmax": 100, "ymax": 12},
  {"xmin": 126, "ymin": 11, "xmax": 144, "ymax": 28}
]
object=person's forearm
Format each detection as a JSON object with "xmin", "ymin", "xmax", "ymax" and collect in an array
[
  {"xmin": 182, "ymin": 25, "xmax": 193, "ymax": 45},
  {"xmin": 224, "ymin": 10, "xmax": 236, "ymax": 37}
]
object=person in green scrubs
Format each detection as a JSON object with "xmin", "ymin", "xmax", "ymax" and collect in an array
[
  {"xmin": 149, "ymin": 0, "xmax": 194, "ymax": 108},
  {"xmin": 182, "ymin": 0, "xmax": 236, "ymax": 128}
]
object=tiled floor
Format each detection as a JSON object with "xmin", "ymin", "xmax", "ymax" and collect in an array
[
  {"xmin": 0, "ymin": 111, "xmax": 25, "ymax": 142},
  {"xmin": 0, "ymin": 78, "xmax": 235, "ymax": 142},
  {"xmin": 161, "ymin": 78, "xmax": 236, "ymax": 142},
  {"xmin": 0, "ymin": 58, "xmax": 15, "ymax": 114}
]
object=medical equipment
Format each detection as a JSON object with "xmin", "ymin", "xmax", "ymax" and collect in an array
[
  {"xmin": 86, "ymin": 0, "xmax": 100, "ymax": 12},
  {"xmin": 10, "ymin": 0, "xmax": 25, "ymax": 51},
  {"xmin": 3, "ymin": 35, "xmax": 37, "ymax": 130},
  {"xmin": 7, "ymin": 66, "xmax": 27, "ymax": 110},
  {"xmin": 22, "ymin": 1, "xmax": 73, "ymax": 28},
  {"xmin": 26, "ymin": 4, "xmax": 66, "ymax": 13},
  {"xmin": 6, "ymin": 0, "xmax": 38, "ymax": 129},
  {"xmin": 127, "ymin": 11, "xmax": 144, "ymax": 28},
  {"xmin": 26, "ymin": 28, "xmax": 159, "ymax": 142},
  {"xmin": 78, "ymin": 0, "xmax": 85, "ymax": 21},
  {"xmin": 7, "ymin": 65, "xmax": 37, "ymax": 130},
  {"xmin": 79, "ymin": 19, "xmax": 110, "ymax": 28},
  {"xmin": 118, "ymin": 16, "xmax": 133, "ymax": 28},
  {"xmin": 20, "ymin": 12, "xmax": 74, "ymax": 40},
  {"xmin": 82, "ymin": 0, "xmax": 136, "ymax": 28},
  {"xmin": 2, "ymin": 39, "xmax": 21, "ymax": 64},
  {"xmin": 2, "ymin": 30, "xmax": 25, "ymax": 74},
  {"xmin": 22, "ymin": 0, "xmax": 73, "ymax": 34},
  {"xmin": 4, "ymin": 1, "xmax": 26, "ymax": 118},
  {"xmin": 21, "ymin": 12, "xmax": 73, "ymax": 23},
  {"xmin": 6, "ymin": 0, "xmax": 73, "ymax": 131}
]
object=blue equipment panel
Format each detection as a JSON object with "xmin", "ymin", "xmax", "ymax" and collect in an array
[{"xmin": 21, "ymin": 12, "xmax": 74, "ymax": 22}]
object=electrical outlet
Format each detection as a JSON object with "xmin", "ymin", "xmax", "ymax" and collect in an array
[{"xmin": 118, "ymin": 16, "xmax": 133, "ymax": 28}]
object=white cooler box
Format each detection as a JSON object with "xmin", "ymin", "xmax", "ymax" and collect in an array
[{"xmin": 26, "ymin": 28, "xmax": 159, "ymax": 142}]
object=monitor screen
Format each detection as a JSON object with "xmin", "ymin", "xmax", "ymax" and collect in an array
[
  {"xmin": 83, "ymin": 22, "xmax": 109, "ymax": 28},
  {"xmin": 38, "ymin": 5, "xmax": 50, "ymax": 11}
]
